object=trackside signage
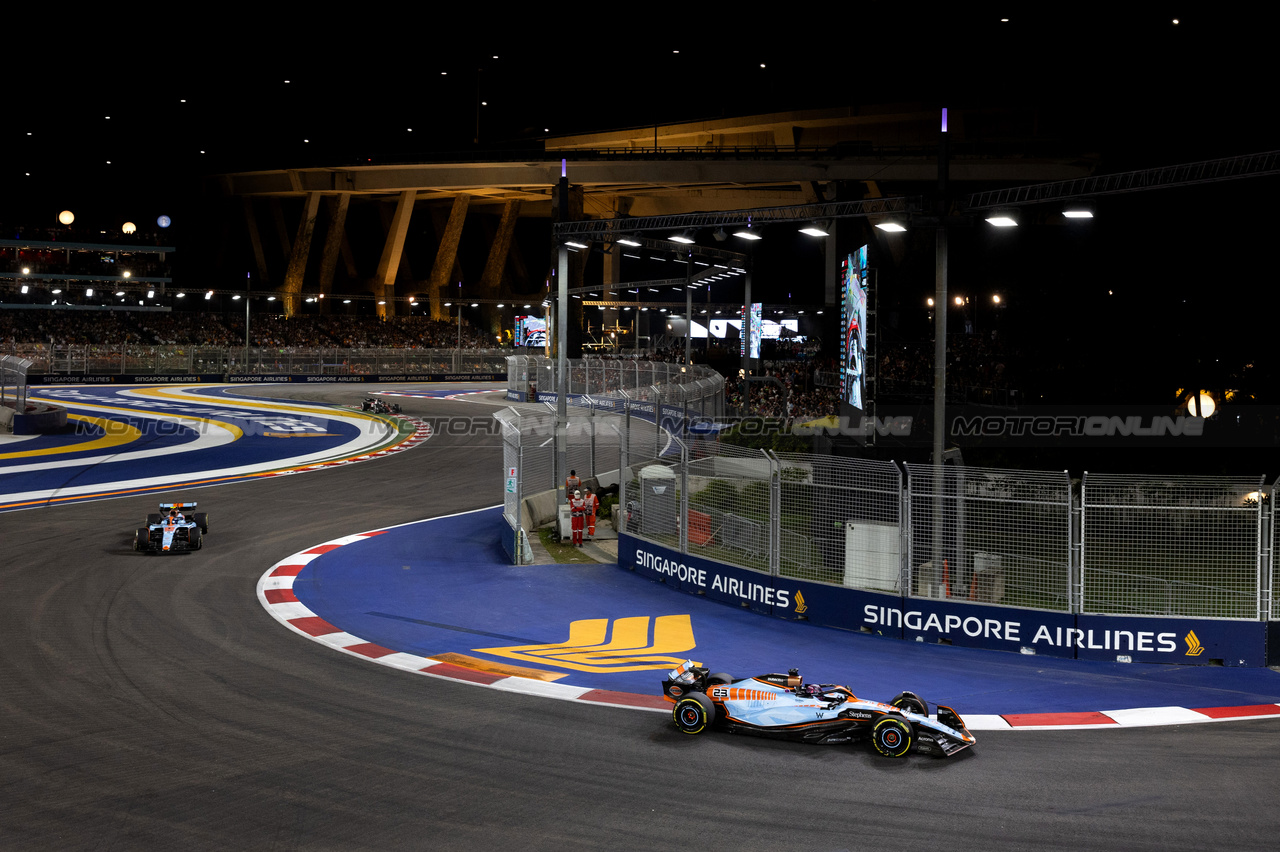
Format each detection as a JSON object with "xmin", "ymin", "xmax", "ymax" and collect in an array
[
  {"xmin": 862, "ymin": 598, "xmax": 1075, "ymax": 659},
  {"xmin": 618, "ymin": 536, "xmax": 1268, "ymax": 666},
  {"xmin": 621, "ymin": 535, "xmax": 779, "ymax": 615},
  {"xmin": 1074, "ymin": 614, "xmax": 1265, "ymax": 667},
  {"xmin": 531, "ymin": 392, "xmax": 662, "ymax": 424}
]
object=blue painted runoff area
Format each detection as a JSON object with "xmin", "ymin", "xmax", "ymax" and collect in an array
[{"xmin": 291, "ymin": 507, "xmax": 1280, "ymax": 716}]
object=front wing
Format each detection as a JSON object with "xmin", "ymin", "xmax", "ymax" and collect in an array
[{"xmin": 136, "ymin": 524, "xmax": 201, "ymax": 553}]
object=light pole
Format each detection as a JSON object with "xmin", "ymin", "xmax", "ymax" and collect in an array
[
  {"xmin": 244, "ymin": 273, "xmax": 251, "ymax": 370},
  {"xmin": 555, "ymin": 164, "xmax": 569, "ymax": 507}
]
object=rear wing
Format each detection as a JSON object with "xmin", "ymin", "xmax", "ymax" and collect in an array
[{"xmin": 159, "ymin": 502, "xmax": 199, "ymax": 510}]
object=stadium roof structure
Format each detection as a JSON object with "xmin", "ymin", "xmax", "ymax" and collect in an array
[{"xmin": 210, "ymin": 105, "xmax": 1097, "ymax": 318}]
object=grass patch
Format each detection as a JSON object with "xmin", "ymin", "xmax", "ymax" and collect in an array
[{"xmin": 538, "ymin": 527, "xmax": 601, "ymax": 564}]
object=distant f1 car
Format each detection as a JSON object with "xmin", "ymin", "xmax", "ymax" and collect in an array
[
  {"xmin": 662, "ymin": 661, "xmax": 975, "ymax": 758},
  {"xmin": 360, "ymin": 397, "xmax": 401, "ymax": 414},
  {"xmin": 134, "ymin": 502, "xmax": 208, "ymax": 553}
]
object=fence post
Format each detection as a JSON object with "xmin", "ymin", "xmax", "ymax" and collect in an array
[
  {"xmin": 899, "ymin": 462, "xmax": 911, "ymax": 595},
  {"xmin": 651, "ymin": 385, "xmax": 662, "ymax": 460},
  {"xmin": 1070, "ymin": 475, "xmax": 1082, "ymax": 614},
  {"xmin": 517, "ymin": 431, "xmax": 526, "ymax": 563},
  {"xmin": 589, "ymin": 397, "xmax": 597, "ymax": 479},
  {"xmin": 1076, "ymin": 473, "xmax": 1088, "ymax": 614},
  {"xmin": 768, "ymin": 449, "xmax": 781, "ymax": 577},
  {"xmin": 1258, "ymin": 488, "xmax": 1271, "ymax": 621},
  {"xmin": 679, "ymin": 437, "xmax": 689, "ymax": 555},
  {"xmin": 619, "ymin": 397, "xmax": 630, "ymax": 533}
]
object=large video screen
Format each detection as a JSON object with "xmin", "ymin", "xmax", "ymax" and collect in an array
[
  {"xmin": 742, "ymin": 302, "xmax": 762, "ymax": 359},
  {"xmin": 710, "ymin": 318, "xmax": 801, "ymax": 341},
  {"xmin": 841, "ymin": 247, "xmax": 868, "ymax": 410},
  {"xmin": 514, "ymin": 315, "xmax": 546, "ymax": 348}
]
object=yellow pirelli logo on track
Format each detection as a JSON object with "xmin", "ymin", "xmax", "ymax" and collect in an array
[{"xmin": 475, "ymin": 615, "xmax": 697, "ymax": 673}]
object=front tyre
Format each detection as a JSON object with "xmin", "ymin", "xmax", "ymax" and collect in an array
[
  {"xmin": 673, "ymin": 693, "xmax": 715, "ymax": 735},
  {"xmin": 872, "ymin": 715, "xmax": 914, "ymax": 758},
  {"xmin": 134, "ymin": 528, "xmax": 150, "ymax": 552},
  {"xmin": 890, "ymin": 691, "xmax": 928, "ymax": 717}
]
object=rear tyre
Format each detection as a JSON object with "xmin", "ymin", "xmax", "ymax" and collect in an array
[
  {"xmin": 890, "ymin": 691, "xmax": 928, "ymax": 717},
  {"xmin": 193, "ymin": 512, "xmax": 209, "ymax": 533},
  {"xmin": 673, "ymin": 692, "xmax": 715, "ymax": 735},
  {"xmin": 147, "ymin": 514, "xmax": 161, "ymax": 525},
  {"xmin": 872, "ymin": 715, "xmax": 914, "ymax": 758}
]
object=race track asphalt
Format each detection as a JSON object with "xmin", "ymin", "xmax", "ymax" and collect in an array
[{"xmin": 2, "ymin": 384, "xmax": 1278, "ymax": 851}]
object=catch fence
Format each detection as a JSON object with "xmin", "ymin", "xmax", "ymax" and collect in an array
[
  {"xmin": 1081, "ymin": 473, "xmax": 1267, "ymax": 620},
  {"xmin": 494, "ymin": 357, "xmax": 724, "ymax": 563},
  {"xmin": 498, "ymin": 361, "xmax": 1277, "ymax": 640}
]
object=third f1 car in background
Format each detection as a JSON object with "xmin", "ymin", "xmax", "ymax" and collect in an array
[
  {"xmin": 360, "ymin": 397, "xmax": 401, "ymax": 414},
  {"xmin": 663, "ymin": 661, "xmax": 975, "ymax": 758},
  {"xmin": 134, "ymin": 502, "xmax": 209, "ymax": 553}
]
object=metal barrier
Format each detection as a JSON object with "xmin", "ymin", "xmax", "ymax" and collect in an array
[
  {"xmin": 1, "ymin": 355, "xmax": 35, "ymax": 430},
  {"xmin": 506, "ymin": 354, "xmax": 724, "ymax": 418}
]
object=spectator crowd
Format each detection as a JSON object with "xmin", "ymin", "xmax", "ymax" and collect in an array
[
  {"xmin": 2, "ymin": 306, "xmax": 1018, "ymax": 423},
  {"xmin": 1, "ymin": 310, "xmax": 493, "ymax": 351}
]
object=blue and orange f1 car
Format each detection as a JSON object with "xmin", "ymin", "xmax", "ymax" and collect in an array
[
  {"xmin": 134, "ymin": 502, "xmax": 209, "ymax": 554},
  {"xmin": 663, "ymin": 661, "xmax": 975, "ymax": 758}
]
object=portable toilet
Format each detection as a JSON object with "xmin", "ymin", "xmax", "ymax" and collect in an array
[{"xmin": 638, "ymin": 464, "xmax": 678, "ymax": 536}]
